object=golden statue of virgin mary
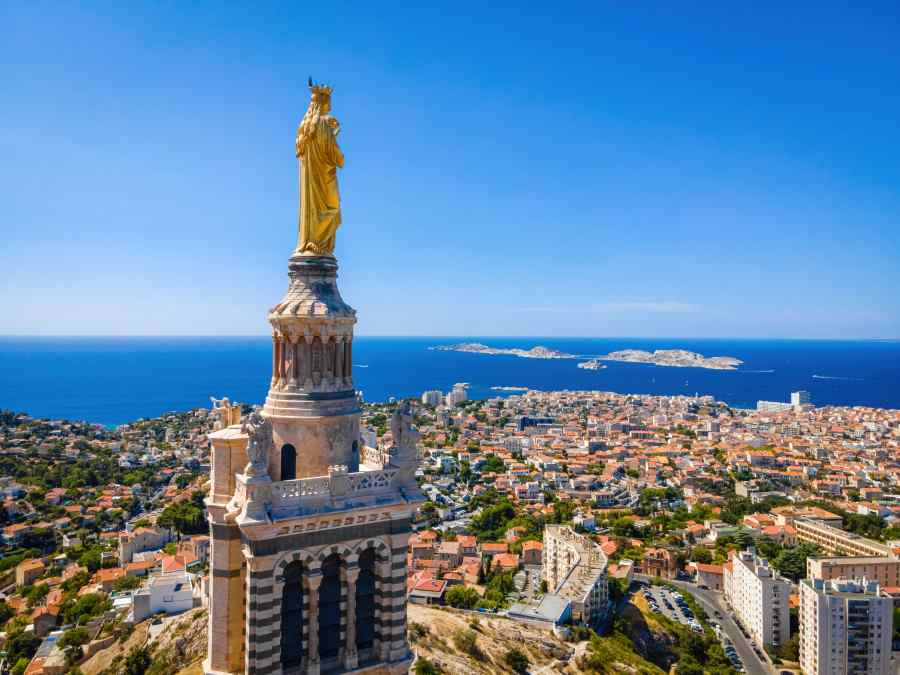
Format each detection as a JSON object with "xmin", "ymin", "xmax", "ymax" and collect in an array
[{"xmin": 295, "ymin": 78, "xmax": 344, "ymax": 256}]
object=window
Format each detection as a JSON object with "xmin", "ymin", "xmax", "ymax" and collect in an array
[
  {"xmin": 281, "ymin": 444, "xmax": 297, "ymax": 481},
  {"xmin": 280, "ymin": 561, "xmax": 304, "ymax": 668},
  {"xmin": 319, "ymin": 554, "xmax": 342, "ymax": 659}
]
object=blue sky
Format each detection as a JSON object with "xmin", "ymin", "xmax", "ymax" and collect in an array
[{"xmin": 3, "ymin": 2, "xmax": 899, "ymax": 338}]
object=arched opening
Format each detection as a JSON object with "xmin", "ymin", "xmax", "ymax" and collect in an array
[
  {"xmin": 318, "ymin": 553, "xmax": 342, "ymax": 660},
  {"xmin": 280, "ymin": 561, "xmax": 304, "ymax": 668},
  {"xmin": 356, "ymin": 548, "xmax": 376, "ymax": 653},
  {"xmin": 281, "ymin": 443, "xmax": 296, "ymax": 481}
]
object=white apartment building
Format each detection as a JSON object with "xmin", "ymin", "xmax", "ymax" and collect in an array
[
  {"xmin": 421, "ymin": 390, "xmax": 443, "ymax": 406},
  {"xmin": 799, "ymin": 577, "xmax": 892, "ymax": 675},
  {"xmin": 131, "ymin": 572, "xmax": 197, "ymax": 622},
  {"xmin": 791, "ymin": 390, "xmax": 811, "ymax": 408},
  {"xmin": 756, "ymin": 400, "xmax": 792, "ymax": 413},
  {"xmin": 542, "ymin": 525, "xmax": 608, "ymax": 627},
  {"xmin": 445, "ymin": 383, "xmax": 468, "ymax": 407},
  {"xmin": 724, "ymin": 550, "xmax": 791, "ymax": 648}
]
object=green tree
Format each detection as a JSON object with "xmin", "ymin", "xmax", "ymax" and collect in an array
[
  {"xmin": 113, "ymin": 575, "xmax": 142, "ymax": 592},
  {"xmin": 480, "ymin": 454, "xmax": 505, "ymax": 474},
  {"xmin": 453, "ymin": 629, "xmax": 483, "ymax": 660},
  {"xmin": 503, "ymin": 648, "xmax": 530, "ymax": 673},
  {"xmin": 59, "ymin": 627, "xmax": 91, "ymax": 664},
  {"xmin": 62, "ymin": 593, "xmax": 111, "ymax": 624},
  {"xmin": 776, "ymin": 633, "xmax": 800, "ymax": 662},
  {"xmin": 413, "ymin": 658, "xmax": 440, "ymax": 675},
  {"xmin": 469, "ymin": 499, "xmax": 516, "ymax": 541},
  {"xmin": 774, "ymin": 543, "xmax": 820, "ymax": 582},
  {"xmin": 444, "ymin": 585, "xmax": 480, "ymax": 610},
  {"xmin": 124, "ymin": 646, "xmax": 152, "ymax": 675},
  {"xmin": 690, "ymin": 546, "xmax": 712, "ymax": 564},
  {"xmin": 157, "ymin": 491, "xmax": 207, "ymax": 534}
]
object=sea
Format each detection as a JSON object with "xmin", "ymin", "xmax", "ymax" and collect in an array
[{"xmin": 0, "ymin": 337, "xmax": 898, "ymax": 427}]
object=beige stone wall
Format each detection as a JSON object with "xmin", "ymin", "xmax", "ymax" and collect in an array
[{"xmin": 269, "ymin": 415, "xmax": 359, "ymax": 480}]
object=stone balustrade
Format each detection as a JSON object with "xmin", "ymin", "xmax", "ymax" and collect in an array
[{"xmin": 270, "ymin": 468, "xmax": 399, "ymax": 511}]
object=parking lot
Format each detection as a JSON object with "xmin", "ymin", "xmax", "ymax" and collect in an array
[
  {"xmin": 641, "ymin": 585, "xmax": 746, "ymax": 672},
  {"xmin": 641, "ymin": 585, "xmax": 703, "ymax": 633}
]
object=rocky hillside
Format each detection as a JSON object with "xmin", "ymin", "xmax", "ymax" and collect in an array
[{"xmin": 80, "ymin": 607, "xmax": 208, "ymax": 675}]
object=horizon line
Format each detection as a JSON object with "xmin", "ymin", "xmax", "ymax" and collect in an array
[{"xmin": 0, "ymin": 334, "xmax": 897, "ymax": 342}]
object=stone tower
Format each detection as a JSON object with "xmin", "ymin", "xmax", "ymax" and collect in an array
[{"xmin": 204, "ymin": 260, "xmax": 421, "ymax": 672}]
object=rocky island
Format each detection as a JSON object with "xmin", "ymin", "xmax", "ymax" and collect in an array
[
  {"xmin": 577, "ymin": 359, "xmax": 607, "ymax": 370},
  {"xmin": 597, "ymin": 349, "xmax": 743, "ymax": 370},
  {"xmin": 432, "ymin": 342, "xmax": 576, "ymax": 359}
]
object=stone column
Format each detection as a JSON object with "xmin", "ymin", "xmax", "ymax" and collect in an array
[
  {"xmin": 311, "ymin": 337, "xmax": 321, "ymax": 387},
  {"xmin": 334, "ymin": 335, "xmax": 344, "ymax": 388},
  {"xmin": 324, "ymin": 337, "xmax": 334, "ymax": 382},
  {"xmin": 271, "ymin": 335, "xmax": 280, "ymax": 387},
  {"xmin": 302, "ymin": 334, "xmax": 313, "ymax": 388},
  {"xmin": 306, "ymin": 573, "xmax": 322, "ymax": 675},
  {"xmin": 287, "ymin": 337, "xmax": 298, "ymax": 388},
  {"xmin": 343, "ymin": 566, "xmax": 360, "ymax": 670},
  {"xmin": 277, "ymin": 336, "xmax": 287, "ymax": 387},
  {"xmin": 375, "ymin": 556, "xmax": 392, "ymax": 661},
  {"xmin": 346, "ymin": 339, "xmax": 352, "ymax": 384},
  {"xmin": 205, "ymin": 522, "xmax": 245, "ymax": 674},
  {"xmin": 383, "ymin": 534, "xmax": 411, "ymax": 662}
]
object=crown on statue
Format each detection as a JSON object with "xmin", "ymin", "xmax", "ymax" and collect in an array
[{"xmin": 308, "ymin": 76, "xmax": 333, "ymax": 103}]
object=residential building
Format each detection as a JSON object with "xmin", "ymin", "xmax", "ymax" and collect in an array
[
  {"xmin": 724, "ymin": 550, "xmax": 791, "ymax": 648},
  {"xmin": 445, "ymin": 383, "xmax": 468, "ymax": 407},
  {"xmin": 132, "ymin": 572, "xmax": 197, "ymax": 623},
  {"xmin": 119, "ymin": 526, "xmax": 172, "ymax": 564},
  {"xmin": 16, "ymin": 559, "xmax": 45, "ymax": 587},
  {"xmin": 807, "ymin": 556, "xmax": 900, "ymax": 589},
  {"xmin": 643, "ymin": 548, "xmax": 676, "ymax": 579},
  {"xmin": 420, "ymin": 390, "xmax": 443, "ymax": 407},
  {"xmin": 795, "ymin": 519, "xmax": 893, "ymax": 558},
  {"xmin": 757, "ymin": 400, "xmax": 792, "ymax": 413},
  {"xmin": 799, "ymin": 577, "xmax": 892, "ymax": 675},
  {"xmin": 542, "ymin": 525, "xmax": 608, "ymax": 627},
  {"xmin": 791, "ymin": 390, "xmax": 811, "ymax": 408}
]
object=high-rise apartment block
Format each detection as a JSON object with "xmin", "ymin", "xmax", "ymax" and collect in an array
[
  {"xmin": 723, "ymin": 550, "xmax": 791, "ymax": 648},
  {"xmin": 791, "ymin": 390, "xmax": 811, "ymax": 408},
  {"xmin": 420, "ymin": 390, "xmax": 443, "ymax": 407},
  {"xmin": 800, "ymin": 578, "xmax": 893, "ymax": 675},
  {"xmin": 445, "ymin": 383, "xmax": 468, "ymax": 407},
  {"xmin": 542, "ymin": 525, "xmax": 608, "ymax": 627}
]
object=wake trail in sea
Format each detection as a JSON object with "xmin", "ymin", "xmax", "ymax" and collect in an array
[
  {"xmin": 741, "ymin": 369, "xmax": 775, "ymax": 373},
  {"xmin": 812, "ymin": 374, "xmax": 863, "ymax": 381}
]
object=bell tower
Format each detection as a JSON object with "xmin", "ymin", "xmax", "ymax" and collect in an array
[
  {"xmin": 263, "ymin": 253, "xmax": 360, "ymax": 481},
  {"xmin": 204, "ymin": 82, "xmax": 420, "ymax": 675}
]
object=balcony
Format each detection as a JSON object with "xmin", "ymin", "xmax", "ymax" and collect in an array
[{"xmin": 271, "ymin": 467, "xmax": 400, "ymax": 510}]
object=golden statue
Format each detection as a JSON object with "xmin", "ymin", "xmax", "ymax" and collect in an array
[{"xmin": 295, "ymin": 78, "xmax": 344, "ymax": 256}]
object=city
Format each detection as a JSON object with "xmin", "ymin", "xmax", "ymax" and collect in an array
[
  {"xmin": 4, "ymin": 4, "xmax": 900, "ymax": 675},
  {"xmin": 1, "ymin": 381, "xmax": 899, "ymax": 673}
]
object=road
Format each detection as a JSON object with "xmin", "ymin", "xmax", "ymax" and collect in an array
[{"xmin": 661, "ymin": 578, "xmax": 772, "ymax": 675}]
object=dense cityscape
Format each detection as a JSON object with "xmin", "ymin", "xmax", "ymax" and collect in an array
[
  {"xmin": 1, "ymin": 382, "xmax": 899, "ymax": 674},
  {"xmin": 5, "ymin": 4, "xmax": 899, "ymax": 674}
]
